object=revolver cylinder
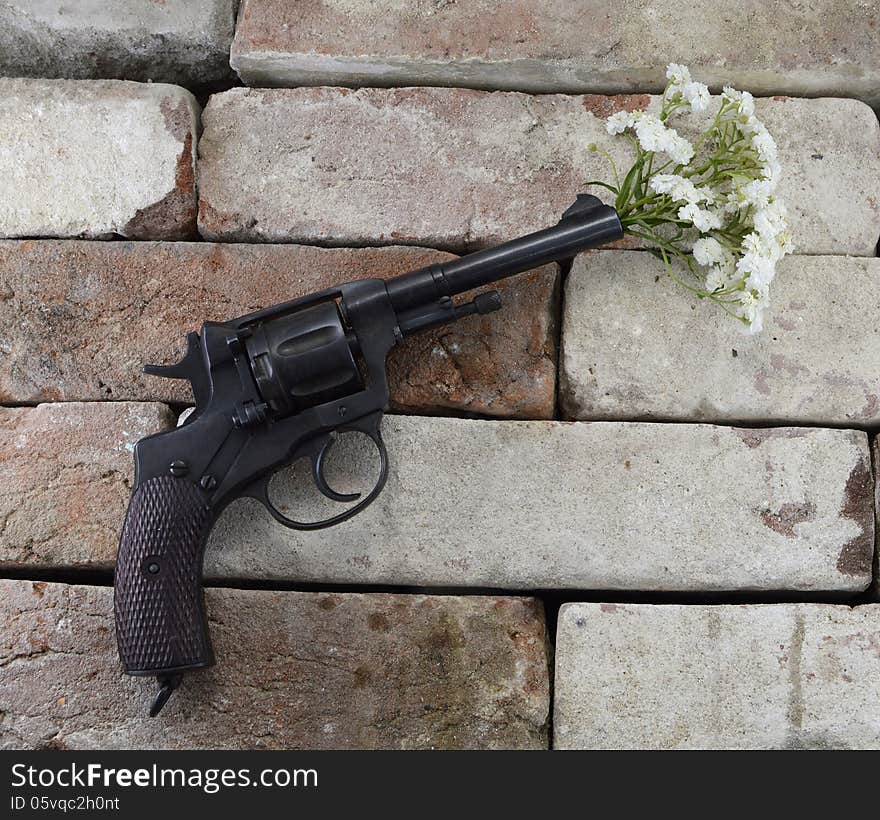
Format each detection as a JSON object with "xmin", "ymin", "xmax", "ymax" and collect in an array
[{"xmin": 245, "ymin": 301, "xmax": 364, "ymax": 418}]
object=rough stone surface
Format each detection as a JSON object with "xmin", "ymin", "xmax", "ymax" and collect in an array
[
  {"xmin": 0, "ymin": 403, "xmax": 174, "ymax": 572},
  {"xmin": 873, "ymin": 437, "xmax": 880, "ymax": 603},
  {"xmin": 230, "ymin": 0, "xmax": 880, "ymax": 106},
  {"xmin": 555, "ymin": 603, "xmax": 880, "ymax": 749},
  {"xmin": 0, "ymin": 240, "xmax": 557, "ymax": 418},
  {"xmin": 0, "ymin": 580, "xmax": 549, "ymax": 750},
  {"xmin": 0, "ymin": 79, "xmax": 199, "ymax": 240},
  {"xmin": 561, "ymin": 252, "xmax": 880, "ymax": 426},
  {"xmin": 0, "ymin": 1, "xmax": 236, "ymax": 87},
  {"xmin": 198, "ymin": 88, "xmax": 880, "ymax": 256},
  {"xmin": 1, "ymin": 407, "xmax": 871, "ymax": 592},
  {"xmin": 205, "ymin": 418, "xmax": 873, "ymax": 593}
]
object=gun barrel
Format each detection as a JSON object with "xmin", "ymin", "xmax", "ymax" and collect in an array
[{"xmin": 385, "ymin": 195, "xmax": 622, "ymax": 316}]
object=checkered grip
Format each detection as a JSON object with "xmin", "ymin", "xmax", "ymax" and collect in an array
[{"xmin": 114, "ymin": 475, "xmax": 215, "ymax": 674}]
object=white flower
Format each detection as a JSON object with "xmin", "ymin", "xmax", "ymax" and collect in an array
[
  {"xmin": 678, "ymin": 202, "xmax": 722, "ymax": 232},
  {"xmin": 737, "ymin": 90, "xmax": 755, "ymax": 119},
  {"xmin": 682, "ymin": 81, "xmax": 711, "ymax": 112},
  {"xmin": 735, "ymin": 289, "xmax": 769, "ymax": 335},
  {"xmin": 701, "ymin": 240, "xmax": 738, "ymax": 292},
  {"xmin": 705, "ymin": 269, "xmax": 726, "ymax": 292},
  {"xmin": 650, "ymin": 173, "xmax": 692, "ymax": 200},
  {"xmin": 722, "ymin": 86, "xmax": 742, "ymax": 103},
  {"xmin": 741, "ymin": 232, "xmax": 769, "ymax": 257},
  {"xmin": 777, "ymin": 228, "xmax": 795, "ymax": 256},
  {"xmin": 598, "ymin": 65, "xmax": 794, "ymax": 332},
  {"xmin": 705, "ymin": 262, "xmax": 737, "ymax": 293},
  {"xmin": 753, "ymin": 199, "xmax": 789, "ymax": 241},
  {"xmin": 750, "ymin": 126, "xmax": 778, "ymax": 164},
  {"xmin": 607, "ymin": 110, "xmax": 696, "ymax": 165},
  {"xmin": 649, "ymin": 174, "xmax": 714, "ymax": 205},
  {"xmin": 666, "ymin": 63, "xmax": 692, "ymax": 87},
  {"xmin": 742, "ymin": 178, "xmax": 774, "ymax": 209},
  {"xmin": 606, "ymin": 110, "xmax": 636, "ymax": 135},
  {"xmin": 736, "ymin": 250, "xmax": 776, "ymax": 290},
  {"xmin": 693, "ymin": 237, "xmax": 726, "ymax": 267},
  {"xmin": 665, "ymin": 64, "xmax": 710, "ymax": 112},
  {"xmin": 633, "ymin": 114, "xmax": 694, "ymax": 164},
  {"xmin": 763, "ymin": 158, "xmax": 782, "ymax": 185}
]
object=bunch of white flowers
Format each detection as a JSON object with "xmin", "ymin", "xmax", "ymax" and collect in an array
[{"xmin": 588, "ymin": 64, "xmax": 793, "ymax": 332}]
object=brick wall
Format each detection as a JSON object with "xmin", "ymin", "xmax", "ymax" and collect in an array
[{"xmin": 1, "ymin": 0, "xmax": 879, "ymax": 750}]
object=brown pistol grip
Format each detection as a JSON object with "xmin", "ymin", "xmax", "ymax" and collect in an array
[{"xmin": 114, "ymin": 475, "xmax": 216, "ymax": 677}]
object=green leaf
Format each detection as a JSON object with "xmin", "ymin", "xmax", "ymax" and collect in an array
[
  {"xmin": 583, "ymin": 180, "xmax": 620, "ymax": 195},
  {"xmin": 616, "ymin": 160, "xmax": 642, "ymax": 212}
]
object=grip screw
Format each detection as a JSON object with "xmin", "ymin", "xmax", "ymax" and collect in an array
[
  {"xmin": 200, "ymin": 474, "xmax": 217, "ymax": 491},
  {"xmin": 147, "ymin": 561, "xmax": 160, "ymax": 575},
  {"xmin": 169, "ymin": 460, "xmax": 188, "ymax": 477}
]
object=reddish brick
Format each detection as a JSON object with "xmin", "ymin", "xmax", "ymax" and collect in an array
[
  {"xmin": 0, "ymin": 403, "xmax": 174, "ymax": 571},
  {"xmin": 230, "ymin": 0, "xmax": 880, "ymax": 106},
  {"xmin": 0, "ymin": 580, "xmax": 549, "ymax": 749},
  {"xmin": 0, "ymin": 240, "xmax": 557, "ymax": 418}
]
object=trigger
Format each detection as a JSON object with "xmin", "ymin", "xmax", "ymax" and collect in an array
[{"xmin": 312, "ymin": 436, "xmax": 360, "ymax": 503}]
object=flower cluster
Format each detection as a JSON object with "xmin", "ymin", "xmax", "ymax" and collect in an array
[{"xmin": 587, "ymin": 64, "xmax": 793, "ymax": 332}]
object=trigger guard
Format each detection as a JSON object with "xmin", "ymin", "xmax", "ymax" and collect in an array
[
  {"xmin": 312, "ymin": 436, "xmax": 360, "ymax": 503},
  {"xmin": 245, "ymin": 423, "xmax": 389, "ymax": 531}
]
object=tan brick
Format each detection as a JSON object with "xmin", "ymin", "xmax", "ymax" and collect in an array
[
  {"xmin": 0, "ymin": 240, "xmax": 557, "ymax": 418},
  {"xmin": 0, "ymin": 580, "xmax": 549, "ymax": 750},
  {"xmin": 2, "ymin": 409, "xmax": 871, "ymax": 593},
  {"xmin": 230, "ymin": 0, "xmax": 880, "ymax": 106},
  {"xmin": 555, "ymin": 603, "xmax": 880, "ymax": 749},
  {"xmin": 0, "ymin": 403, "xmax": 174, "ymax": 572},
  {"xmin": 560, "ymin": 252, "xmax": 880, "ymax": 426},
  {"xmin": 212, "ymin": 418, "xmax": 872, "ymax": 593},
  {"xmin": 197, "ymin": 88, "xmax": 880, "ymax": 256},
  {"xmin": 0, "ymin": 79, "xmax": 199, "ymax": 240}
]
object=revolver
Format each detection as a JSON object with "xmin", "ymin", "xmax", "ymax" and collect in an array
[{"xmin": 114, "ymin": 194, "xmax": 622, "ymax": 715}]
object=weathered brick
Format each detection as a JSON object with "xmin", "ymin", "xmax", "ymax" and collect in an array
[
  {"xmin": 207, "ymin": 418, "xmax": 872, "ymax": 593},
  {"xmin": 0, "ymin": 1, "xmax": 236, "ymax": 87},
  {"xmin": 555, "ymin": 603, "xmax": 880, "ymax": 749},
  {"xmin": 198, "ymin": 88, "xmax": 880, "ymax": 256},
  {"xmin": 0, "ymin": 79, "xmax": 199, "ymax": 240},
  {"xmin": 3, "ymin": 408, "xmax": 871, "ymax": 592},
  {"xmin": 0, "ymin": 580, "xmax": 549, "ymax": 750},
  {"xmin": 561, "ymin": 252, "xmax": 880, "ymax": 426},
  {"xmin": 873, "ymin": 437, "xmax": 880, "ymax": 602},
  {"xmin": 0, "ymin": 240, "xmax": 557, "ymax": 418},
  {"xmin": 230, "ymin": 0, "xmax": 880, "ymax": 106},
  {"xmin": 0, "ymin": 403, "xmax": 174, "ymax": 572}
]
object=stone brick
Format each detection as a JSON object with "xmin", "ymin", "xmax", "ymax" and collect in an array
[
  {"xmin": 555, "ymin": 603, "xmax": 880, "ymax": 749},
  {"xmin": 0, "ymin": 580, "xmax": 549, "ymax": 750},
  {"xmin": 0, "ymin": 403, "xmax": 174, "ymax": 572},
  {"xmin": 2, "ymin": 407, "xmax": 870, "ymax": 591},
  {"xmin": 873, "ymin": 437, "xmax": 880, "ymax": 602},
  {"xmin": 0, "ymin": 79, "xmax": 199, "ymax": 240},
  {"xmin": 0, "ymin": 0, "xmax": 235, "ymax": 87},
  {"xmin": 560, "ymin": 252, "xmax": 880, "ymax": 426},
  {"xmin": 207, "ymin": 417, "xmax": 872, "ymax": 593},
  {"xmin": 197, "ymin": 88, "xmax": 880, "ymax": 256},
  {"xmin": 230, "ymin": 0, "xmax": 880, "ymax": 106},
  {"xmin": 0, "ymin": 240, "xmax": 557, "ymax": 418}
]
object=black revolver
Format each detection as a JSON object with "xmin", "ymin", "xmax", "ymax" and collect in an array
[{"xmin": 114, "ymin": 194, "xmax": 622, "ymax": 715}]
